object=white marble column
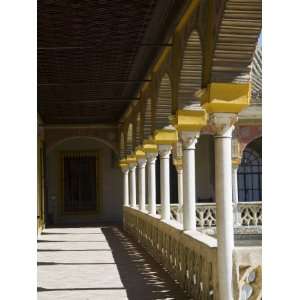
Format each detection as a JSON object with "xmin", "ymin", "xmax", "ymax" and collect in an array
[
  {"xmin": 181, "ymin": 132, "xmax": 199, "ymax": 231},
  {"xmin": 212, "ymin": 113, "xmax": 237, "ymax": 300},
  {"xmin": 232, "ymin": 163, "xmax": 241, "ymax": 226},
  {"xmin": 232, "ymin": 164, "xmax": 239, "ymax": 205},
  {"xmin": 146, "ymin": 152, "xmax": 157, "ymax": 215},
  {"xmin": 176, "ymin": 165, "xmax": 183, "ymax": 223},
  {"xmin": 137, "ymin": 158, "xmax": 147, "ymax": 212},
  {"xmin": 129, "ymin": 163, "xmax": 137, "ymax": 208},
  {"xmin": 122, "ymin": 167, "xmax": 129, "ymax": 207},
  {"xmin": 158, "ymin": 145, "xmax": 172, "ymax": 222}
]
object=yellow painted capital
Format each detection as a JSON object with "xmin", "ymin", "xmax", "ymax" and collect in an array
[
  {"xmin": 200, "ymin": 83, "xmax": 251, "ymax": 113},
  {"xmin": 173, "ymin": 109, "xmax": 207, "ymax": 131},
  {"xmin": 173, "ymin": 158, "xmax": 183, "ymax": 169},
  {"xmin": 232, "ymin": 158, "xmax": 241, "ymax": 166},
  {"xmin": 153, "ymin": 128, "xmax": 178, "ymax": 145},
  {"xmin": 142, "ymin": 139, "xmax": 158, "ymax": 153},
  {"xmin": 135, "ymin": 147, "xmax": 146, "ymax": 160},
  {"xmin": 119, "ymin": 159, "xmax": 128, "ymax": 170},
  {"xmin": 126, "ymin": 155, "xmax": 137, "ymax": 165}
]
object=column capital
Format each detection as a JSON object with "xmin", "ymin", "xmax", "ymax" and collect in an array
[
  {"xmin": 119, "ymin": 160, "xmax": 129, "ymax": 173},
  {"xmin": 121, "ymin": 167, "xmax": 129, "ymax": 174},
  {"xmin": 137, "ymin": 158, "xmax": 147, "ymax": 168},
  {"xmin": 232, "ymin": 158, "xmax": 241, "ymax": 168},
  {"xmin": 180, "ymin": 131, "xmax": 200, "ymax": 150},
  {"xmin": 173, "ymin": 157, "xmax": 183, "ymax": 172},
  {"xmin": 146, "ymin": 152, "xmax": 158, "ymax": 164},
  {"xmin": 172, "ymin": 141, "xmax": 183, "ymax": 160},
  {"xmin": 128, "ymin": 163, "xmax": 137, "ymax": 170},
  {"xmin": 175, "ymin": 164, "xmax": 183, "ymax": 173},
  {"xmin": 209, "ymin": 112, "xmax": 238, "ymax": 137},
  {"xmin": 158, "ymin": 144, "xmax": 172, "ymax": 158}
]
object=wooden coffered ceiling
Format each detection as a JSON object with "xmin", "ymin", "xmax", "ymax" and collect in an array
[{"xmin": 38, "ymin": 0, "xmax": 189, "ymax": 124}]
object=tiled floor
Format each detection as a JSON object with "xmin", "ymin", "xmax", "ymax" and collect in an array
[{"xmin": 38, "ymin": 226, "xmax": 190, "ymax": 300}]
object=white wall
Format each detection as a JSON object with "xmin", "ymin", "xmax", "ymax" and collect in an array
[{"xmin": 45, "ymin": 137, "xmax": 122, "ymax": 225}]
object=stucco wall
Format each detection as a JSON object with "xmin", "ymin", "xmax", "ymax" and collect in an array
[{"xmin": 45, "ymin": 137, "xmax": 122, "ymax": 225}]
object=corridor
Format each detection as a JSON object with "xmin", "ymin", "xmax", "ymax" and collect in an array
[{"xmin": 37, "ymin": 226, "xmax": 190, "ymax": 300}]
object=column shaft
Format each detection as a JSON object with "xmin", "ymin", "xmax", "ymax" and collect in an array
[
  {"xmin": 214, "ymin": 118, "xmax": 235, "ymax": 300},
  {"xmin": 147, "ymin": 154, "xmax": 157, "ymax": 215},
  {"xmin": 129, "ymin": 165, "xmax": 137, "ymax": 208},
  {"xmin": 159, "ymin": 146, "xmax": 171, "ymax": 222},
  {"xmin": 182, "ymin": 141, "xmax": 197, "ymax": 230},
  {"xmin": 177, "ymin": 168, "xmax": 183, "ymax": 223},
  {"xmin": 138, "ymin": 160, "xmax": 146, "ymax": 211},
  {"xmin": 123, "ymin": 169, "xmax": 129, "ymax": 206},
  {"xmin": 232, "ymin": 165, "xmax": 240, "ymax": 225}
]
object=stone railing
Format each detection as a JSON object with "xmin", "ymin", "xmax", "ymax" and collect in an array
[
  {"xmin": 237, "ymin": 202, "xmax": 262, "ymax": 226},
  {"xmin": 124, "ymin": 207, "xmax": 262, "ymax": 300},
  {"xmin": 233, "ymin": 247, "xmax": 262, "ymax": 300},
  {"xmin": 155, "ymin": 202, "xmax": 262, "ymax": 228},
  {"xmin": 123, "ymin": 207, "xmax": 219, "ymax": 299}
]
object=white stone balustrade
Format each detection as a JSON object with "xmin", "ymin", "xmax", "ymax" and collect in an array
[
  {"xmin": 123, "ymin": 206, "xmax": 219, "ymax": 299},
  {"xmin": 123, "ymin": 206, "xmax": 262, "ymax": 300},
  {"xmin": 154, "ymin": 202, "xmax": 262, "ymax": 228},
  {"xmin": 233, "ymin": 247, "xmax": 262, "ymax": 300}
]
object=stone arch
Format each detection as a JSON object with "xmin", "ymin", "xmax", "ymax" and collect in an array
[
  {"xmin": 177, "ymin": 30, "xmax": 203, "ymax": 109},
  {"xmin": 46, "ymin": 136, "xmax": 118, "ymax": 156},
  {"xmin": 242, "ymin": 136, "xmax": 262, "ymax": 157},
  {"xmin": 239, "ymin": 130, "xmax": 262, "ymax": 154},
  {"xmin": 126, "ymin": 123, "xmax": 133, "ymax": 155},
  {"xmin": 143, "ymin": 98, "xmax": 152, "ymax": 139},
  {"xmin": 154, "ymin": 74, "xmax": 172, "ymax": 130},
  {"xmin": 210, "ymin": 0, "xmax": 262, "ymax": 83}
]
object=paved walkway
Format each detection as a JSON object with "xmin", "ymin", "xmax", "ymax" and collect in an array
[{"xmin": 38, "ymin": 226, "xmax": 190, "ymax": 300}]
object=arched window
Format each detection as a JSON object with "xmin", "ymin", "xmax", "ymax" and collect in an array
[{"xmin": 238, "ymin": 147, "xmax": 262, "ymax": 202}]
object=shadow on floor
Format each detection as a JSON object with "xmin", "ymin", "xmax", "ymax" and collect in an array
[
  {"xmin": 101, "ymin": 226, "xmax": 190, "ymax": 300},
  {"xmin": 38, "ymin": 225, "xmax": 190, "ymax": 300}
]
